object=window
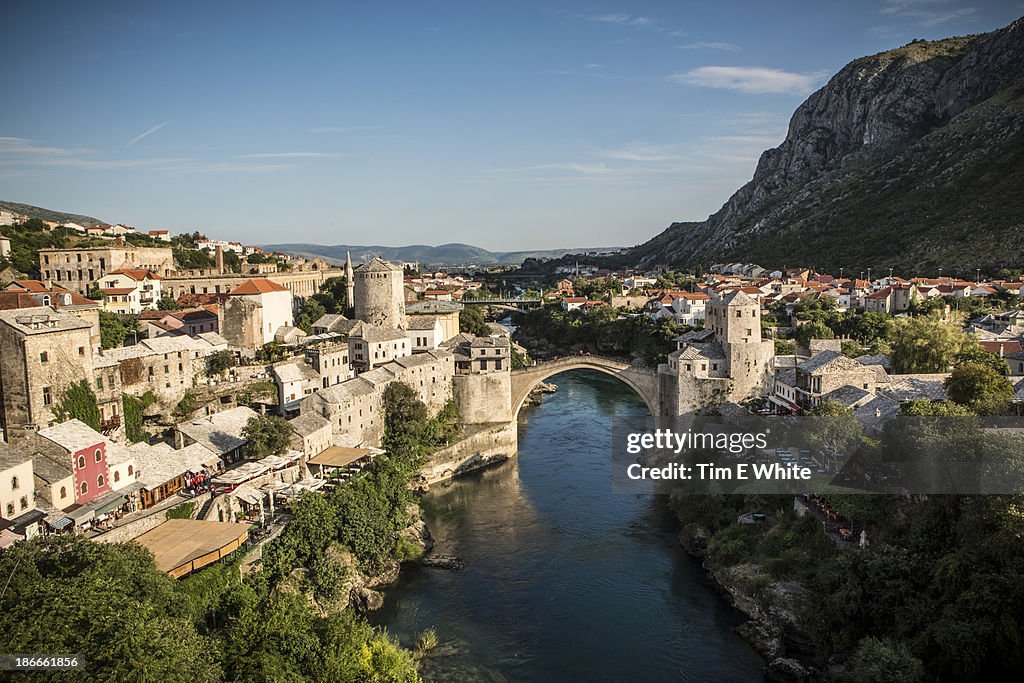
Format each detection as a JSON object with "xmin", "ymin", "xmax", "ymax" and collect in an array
[
  {"xmin": 127, "ymin": 465, "xmax": 133, "ymax": 476},
  {"xmin": 78, "ymin": 455, "xmax": 86, "ymax": 469},
  {"xmin": 10, "ymin": 476, "xmax": 18, "ymax": 490},
  {"xmin": 80, "ymin": 481, "xmax": 88, "ymax": 496},
  {"xmin": 95, "ymin": 448, "xmax": 102, "ymax": 463},
  {"xmin": 96, "ymin": 377, "xmax": 104, "ymax": 390},
  {"xmin": 5, "ymin": 503, "xmax": 12, "ymax": 517},
  {"xmin": 114, "ymin": 470, "xmax": 120, "ymax": 482},
  {"xmin": 40, "ymin": 351, "xmax": 48, "ymax": 362},
  {"xmin": 97, "ymin": 474, "xmax": 105, "ymax": 488},
  {"xmin": 79, "ymin": 346, "xmax": 86, "ymax": 356},
  {"xmin": 19, "ymin": 496, "xmax": 28, "ymax": 511},
  {"xmin": 60, "ymin": 486, "xmax": 67, "ymax": 499}
]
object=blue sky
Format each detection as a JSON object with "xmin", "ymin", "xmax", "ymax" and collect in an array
[{"xmin": 2, "ymin": 1, "xmax": 1020, "ymax": 251}]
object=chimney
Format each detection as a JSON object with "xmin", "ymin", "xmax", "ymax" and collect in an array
[{"xmin": 215, "ymin": 245, "xmax": 225, "ymax": 274}]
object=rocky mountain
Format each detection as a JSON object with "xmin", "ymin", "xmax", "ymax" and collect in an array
[
  {"xmin": 265, "ymin": 242, "xmax": 623, "ymax": 267},
  {"xmin": 0, "ymin": 200, "xmax": 106, "ymax": 228},
  {"xmin": 630, "ymin": 17, "xmax": 1024, "ymax": 275}
]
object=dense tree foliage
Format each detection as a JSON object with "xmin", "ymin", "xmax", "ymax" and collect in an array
[
  {"xmin": 98, "ymin": 310, "xmax": 139, "ymax": 349},
  {"xmin": 242, "ymin": 414, "xmax": 293, "ymax": 457},
  {"xmin": 207, "ymin": 349, "xmax": 235, "ymax": 376},
  {"xmin": 459, "ymin": 305, "xmax": 491, "ymax": 336},
  {"xmin": 297, "ymin": 298, "xmax": 327, "ymax": 334},
  {"xmin": 122, "ymin": 391, "xmax": 157, "ymax": 442},
  {"xmin": 944, "ymin": 362, "xmax": 1014, "ymax": 415},
  {"xmin": 512, "ymin": 305, "xmax": 691, "ymax": 364},
  {"xmin": 54, "ymin": 380, "xmax": 102, "ymax": 431},
  {"xmin": 890, "ymin": 316, "xmax": 966, "ymax": 373}
]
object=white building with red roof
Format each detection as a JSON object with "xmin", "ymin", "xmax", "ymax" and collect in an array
[
  {"xmin": 96, "ymin": 268, "xmax": 162, "ymax": 315},
  {"xmin": 223, "ymin": 277, "xmax": 294, "ymax": 348}
]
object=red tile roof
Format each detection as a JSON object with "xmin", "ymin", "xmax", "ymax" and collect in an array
[
  {"xmin": 109, "ymin": 268, "xmax": 160, "ymax": 280},
  {"xmin": 229, "ymin": 277, "xmax": 289, "ymax": 295}
]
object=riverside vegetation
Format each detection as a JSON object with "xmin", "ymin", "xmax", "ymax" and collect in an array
[{"xmin": 0, "ymin": 382, "xmax": 460, "ymax": 682}]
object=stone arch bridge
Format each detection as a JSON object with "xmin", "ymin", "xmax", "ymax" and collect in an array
[{"xmin": 510, "ymin": 355, "xmax": 661, "ymax": 417}]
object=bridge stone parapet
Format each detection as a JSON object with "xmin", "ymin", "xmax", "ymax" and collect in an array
[{"xmin": 510, "ymin": 355, "xmax": 661, "ymax": 416}]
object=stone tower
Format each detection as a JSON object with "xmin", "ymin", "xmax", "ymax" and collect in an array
[
  {"xmin": 344, "ymin": 251, "xmax": 354, "ymax": 311},
  {"xmin": 353, "ymin": 257, "xmax": 406, "ymax": 329},
  {"xmin": 707, "ymin": 290, "xmax": 774, "ymax": 397}
]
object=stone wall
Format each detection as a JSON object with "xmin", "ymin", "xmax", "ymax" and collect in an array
[
  {"xmin": 419, "ymin": 422, "xmax": 518, "ymax": 485},
  {"xmin": 453, "ymin": 372, "xmax": 512, "ymax": 424}
]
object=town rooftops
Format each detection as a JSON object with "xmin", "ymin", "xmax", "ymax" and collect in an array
[
  {"xmin": 719, "ymin": 290, "xmax": 759, "ymax": 307},
  {"xmin": 797, "ymin": 350, "xmax": 863, "ymax": 375},
  {"xmin": 356, "ymin": 257, "xmax": 401, "ymax": 273},
  {"xmin": 675, "ymin": 342, "xmax": 727, "ymax": 361},
  {"xmin": 879, "ymin": 374, "xmax": 950, "ymax": 402},
  {"xmin": 273, "ymin": 360, "xmax": 320, "ymax": 384},
  {"xmin": 0, "ymin": 306, "xmax": 92, "ymax": 334},
  {"xmin": 407, "ymin": 315, "xmax": 440, "ymax": 330},
  {"xmin": 229, "ymin": 277, "xmax": 289, "ymax": 295},
  {"xmin": 289, "ymin": 411, "xmax": 330, "ymax": 437},
  {"xmin": 131, "ymin": 442, "xmax": 220, "ymax": 490},
  {"xmin": 109, "ymin": 267, "xmax": 160, "ymax": 280},
  {"xmin": 37, "ymin": 419, "xmax": 106, "ymax": 453},
  {"xmin": 176, "ymin": 406, "xmax": 259, "ymax": 456},
  {"xmin": 822, "ymin": 385, "xmax": 874, "ymax": 408},
  {"xmin": 351, "ymin": 324, "xmax": 408, "ymax": 343}
]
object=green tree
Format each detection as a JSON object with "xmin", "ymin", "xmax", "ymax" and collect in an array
[
  {"xmin": 54, "ymin": 379, "xmax": 102, "ymax": 430},
  {"xmin": 99, "ymin": 310, "xmax": 138, "ymax": 349},
  {"xmin": 795, "ymin": 319, "xmax": 834, "ymax": 348},
  {"xmin": 846, "ymin": 637, "xmax": 925, "ymax": 683},
  {"xmin": 122, "ymin": 391, "xmax": 157, "ymax": 442},
  {"xmin": 207, "ymin": 349, "xmax": 235, "ymax": 376},
  {"xmin": 242, "ymin": 414, "xmax": 293, "ymax": 457},
  {"xmin": 157, "ymin": 294, "xmax": 180, "ymax": 310},
  {"xmin": 890, "ymin": 317, "xmax": 965, "ymax": 374},
  {"xmin": 774, "ymin": 338, "xmax": 797, "ymax": 355},
  {"xmin": 901, "ymin": 399, "xmax": 975, "ymax": 416},
  {"xmin": 944, "ymin": 362, "xmax": 1014, "ymax": 415},
  {"xmin": 459, "ymin": 305, "xmax": 491, "ymax": 336},
  {"xmin": 382, "ymin": 382, "xmax": 430, "ymax": 464},
  {"xmin": 297, "ymin": 298, "xmax": 327, "ymax": 334}
]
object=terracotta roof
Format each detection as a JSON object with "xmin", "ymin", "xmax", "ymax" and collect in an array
[
  {"xmin": 229, "ymin": 278, "xmax": 289, "ymax": 295},
  {"xmin": 109, "ymin": 268, "xmax": 160, "ymax": 280},
  {"xmin": 100, "ymin": 287, "xmax": 136, "ymax": 296}
]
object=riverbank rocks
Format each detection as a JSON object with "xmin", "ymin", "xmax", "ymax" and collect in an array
[
  {"xmin": 399, "ymin": 503, "xmax": 435, "ymax": 557},
  {"xmin": 525, "ymin": 381, "xmax": 558, "ymax": 406},
  {"xmin": 765, "ymin": 657, "xmax": 812, "ymax": 683},
  {"xmin": 421, "ymin": 554, "xmax": 466, "ymax": 570},
  {"xmin": 709, "ymin": 563, "xmax": 813, "ymax": 663},
  {"xmin": 351, "ymin": 586, "xmax": 384, "ymax": 613},
  {"xmin": 677, "ymin": 523, "xmax": 710, "ymax": 557}
]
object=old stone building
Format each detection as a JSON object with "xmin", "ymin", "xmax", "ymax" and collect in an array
[
  {"xmin": 221, "ymin": 277, "xmax": 294, "ymax": 352},
  {"xmin": 38, "ymin": 242, "xmax": 174, "ymax": 295},
  {"xmin": 444, "ymin": 334, "xmax": 512, "ymax": 424},
  {"xmin": 0, "ymin": 307, "xmax": 96, "ymax": 435},
  {"xmin": 348, "ymin": 323, "xmax": 411, "ymax": 372},
  {"xmin": 1, "ymin": 280, "xmax": 102, "ymax": 348},
  {"xmin": 353, "ymin": 257, "xmax": 406, "ymax": 329},
  {"xmin": 300, "ymin": 349, "xmax": 453, "ymax": 448},
  {"xmin": 660, "ymin": 290, "xmax": 775, "ymax": 414}
]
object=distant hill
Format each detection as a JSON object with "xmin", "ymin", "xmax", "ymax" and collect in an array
[
  {"xmin": 264, "ymin": 242, "xmax": 624, "ymax": 267},
  {"xmin": 0, "ymin": 200, "xmax": 106, "ymax": 228},
  {"xmin": 625, "ymin": 17, "xmax": 1024, "ymax": 276}
]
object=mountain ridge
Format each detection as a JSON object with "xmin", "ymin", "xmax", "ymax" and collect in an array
[
  {"xmin": 0, "ymin": 200, "xmax": 106, "ymax": 228},
  {"xmin": 627, "ymin": 17, "xmax": 1024, "ymax": 275}
]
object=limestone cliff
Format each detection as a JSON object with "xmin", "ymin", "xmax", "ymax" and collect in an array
[{"xmin": 632, "ymin": 17, "xmax": 1024, "ymax": 274}]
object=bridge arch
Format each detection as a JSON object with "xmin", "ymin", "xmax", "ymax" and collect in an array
[{"xmin": 510, "ymin": 356, "xmax": 660, "ymax": 419}]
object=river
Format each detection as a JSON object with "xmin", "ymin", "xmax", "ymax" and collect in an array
[{"xmin": 370, "ymin": 370, "xmax": 765, "ymax": 681}]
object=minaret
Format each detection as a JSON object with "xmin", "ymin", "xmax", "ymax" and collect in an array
[{"xmin": 345, "ymin": 250, "xmax": 354, "ymax": 310}]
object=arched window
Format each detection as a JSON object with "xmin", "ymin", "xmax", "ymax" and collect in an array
[
  {"xmin": 80, "ymin": 481, "xmax": 88, "ymax": 496},
  {"xmin": 95, "ymin": 449, "xmax": 102, "ymax": 463},
  {"xmin": 60, "ymin": 486, "xmax": 67, "ymax": 499},
  {"xmin": 114, "ymin": 471, "xmax": 120, "ymax": 482},
  {"xmin": 127, "ymin": 465, "xmax": 133, "ymax": 476},
  {"xmin": 78, "ymin": 455, "xmax": 86, "ymax": 469},
  {"xmin": 10, "ymin": 476, "xmax": 18, "ymax": 490},
  {"xmin": 97, "ymin": 474, "xmax": 105, "ymax": 488}
]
